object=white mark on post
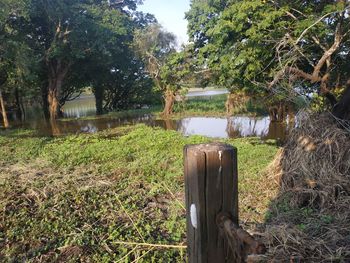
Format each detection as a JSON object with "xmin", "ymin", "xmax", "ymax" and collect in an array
[
  {"xmin": 217, "ymin": 151, "xmax": 223, "ymax": 188},
  {"xmin": 190, "ymin": 204, "xmax": 198, "ymax": 229}
]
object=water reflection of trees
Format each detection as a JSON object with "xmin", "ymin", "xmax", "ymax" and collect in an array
[
  {"xmin": 263, "ymin": 122, "xmax": 287, "ymax": 140},
  {"xmin": 163, "ymin": 118, "xmax": 178, "ymax": 130},
  {"xmin": 50, "ymin": 120, "xmax": 62, "ymax": 136},
  {"xmin": 226, "ymin": 117, "xmax": 264, "ymax": 138},
  {"xmin": 226, "ymin": 117, "xmax": 242, "ymax": 138},
  {"xmin": 225, "ymin": 116, "xmax": 295, "ymax": 140},
  {"xmin": 15, "ymin": 113, "xmax": 296, "ymax": 140}
]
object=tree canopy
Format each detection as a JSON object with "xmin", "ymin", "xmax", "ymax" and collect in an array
[
  {"xmin": 0, "ymin": 0, "xmax": 162, "ymax": 126},
  {"xmin": 187, "ymin": 0, "xmax": 350, "ymax": 119}
]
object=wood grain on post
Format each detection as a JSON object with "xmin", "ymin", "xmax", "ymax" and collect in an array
[{"xmin": 184, "ymin": 143, "xmax": 238, "ymax": 263}]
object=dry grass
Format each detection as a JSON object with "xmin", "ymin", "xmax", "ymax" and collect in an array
[{"xmin": 263, "ymin": 112, "xmax": 350, "ymax": 262}]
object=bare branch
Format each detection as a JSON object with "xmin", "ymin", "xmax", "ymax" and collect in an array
[
  {"xmin": 295, "ymin": 12, "xmax": 335, "ymax": 45},
  {"xmin": 312, "ymin": 22, "xmax": 343, "ymax": 80},
  {"xmin": 311, "ymin": 36, "xmax": 328, "ymax": 52},
  {"xmin": 269, "ymin": 66, "xmax": 319, "ymax": 88}
]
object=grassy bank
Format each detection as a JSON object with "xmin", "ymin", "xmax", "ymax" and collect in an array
[
  {"xmin": 173, "ymin": 95, "xmax": 267, "ymax": 117},
  {"xmin": 0, "ymin": 125, "xmax": 279, "ymax": 262}
]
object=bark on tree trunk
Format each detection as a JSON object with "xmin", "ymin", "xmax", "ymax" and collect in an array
[
  {"xmin": 269, "ymin": 106, "xmax": 278, "ymax": 122},
  {"xmin": 14, "ymin": 88, "xmax": 24, "ymax": 120},
  {"xmin": 50, "ymin": 119, "xmax": 61, "ymax": 136},
  {"xmin": 332, "ymin": 82, "xmax": 350, "ymax": 120},
  {"xmin": 48, "ymin": 86, "xmax": 60, "ymax": 120},
  {"xmin": 287, "ymin": 104, "xmax": 295, "ymax": 123},
  {"xmin": 225, "ymin": 92, "xmax": 249, "ymax": 116},
  {"xmin": 0, "ymin": 89, "xmax": 9, "ymax": 128},
  {"xmin": 48, "ymin": 77, "xmax": 63, "ymax": 120},
  {"xmin": 226, "ymin": 93, "xmax": 235, "ymax": 115},
  {"xmin": 41, "ymin": 82, "xmax": 50, "ymax": 120},
  {"xmin": 47, "ymin": 60, "xmax": 70, "ymax": 120},
  {"xmin": 277, "ymin": 103, "xmax": 285, "ymax": 122},
  {"xmin": 164, "ymin": 118, "xmax": 176, "ymax": 130},
  {"xmin": 94, "ymin": 87, "xmax": 104, "ymax": 115},
  {"xmin": 162, "ymin": 89, "xmax": 175, "ymax": 117},
  {"xmin": 269, "ymin": 103, "xmax": 287, "ymax": 122}
]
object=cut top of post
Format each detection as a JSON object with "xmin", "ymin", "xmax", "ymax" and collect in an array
[{"xmin": 184, "ymin": 143, "xmax": 235, "ymax": 154}]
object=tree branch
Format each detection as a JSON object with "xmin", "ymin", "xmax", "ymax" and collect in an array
[
  {"xmin": 311, "ymin": 22, "xmax": 343, "ymax": 80},
  {"xmin": 269, "ymin": 66, "xmax": 318, "ymax": 88},
  {"xmin": 295, "ymin": 12, "xmax": 335, "ymax": 45}
]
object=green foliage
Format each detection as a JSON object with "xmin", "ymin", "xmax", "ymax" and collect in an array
[
  {"xmin": 134, "ymin": 24, "xmax": 178, "ymax": 93},
  {"xmin": 310, "ymin": 87, "xmax": 346, "ymax": 113},
  {"xmin": 160, "ymin": 49, "xmax": 193, "ymax": 93},
  {"xmin": 0, "ymin": 0, "xmax": 158, "ymax": 117},
  {"xmin": 187, "ymin": 0, "xmax": 350, "ymax": 108},
  {"xmin": 0, "ymin": 125, "xmax": 279, "ymax": 261}
]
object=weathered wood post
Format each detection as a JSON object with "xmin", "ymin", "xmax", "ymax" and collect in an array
[{"xmin": 184, "ymin": 143, "xmax": 238, "ymax": 263}]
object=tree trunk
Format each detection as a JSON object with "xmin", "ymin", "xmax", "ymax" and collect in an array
[
  {"xmin": 164, "ymin": 118, "xmax": 177, "ymax": 130},
  {"xmin": 225, "ymin": 92, "xmax": 248, "ymax": 115},
  {"xmin": 269, "ymin": 103, "xmax": 287, "ymax": 122},
  {"xmin": 0, "ymin": 89, "xmax": 9, "ymax": 128},
  {"xmin": 94, "ymin": 87, "xmax": 104, "ymax": 115},
  {"xmin": 48, "ymin": 85, "xmax": 60, "ymax": 120},
  {"xmin": 162, "ymin": 89, "xmax": 176, "ymax": 117},
  {"xmin": 287, "ymin": 104, "xmax": 295, "ymax": 123},
  {"xmin": 277, "ymin": 103, "xmax": 285, "ymax": 122},
  {"xmin": 332, "ymin": 83, "xmax": 350, "ymax": 120},
  {"xmin": 269, "ymin": 106, "xmax": 278, "ymax": 122},
  {"xmin": 46, "ymin": 59, "xmax": 70, "ymax": 120},
  {"xmin": 14, "ymin": 88, "xmax": 24, "ymax": 120},
  {"xmin": 41, "ymin": 82, "xmax": 50, "ymax": 120},
  {"xmin": 50, "ymin": 119, "xmax": 61, "ymax": 136},
  {"xmin": 47, "ymin": 74, "xmax": 65, "ymax": 120},
  {"xmin": 226, "ymin": 93, "xmax": 235, "ymax": 115}
]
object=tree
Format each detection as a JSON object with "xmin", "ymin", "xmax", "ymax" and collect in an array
[
  {"xmin": 265, "ymin": 1, "xmax": 350, "ymax": 120},
  {"xmin": 26, "ymin": 0, "xmax": 143, "ymax": 120},
  {"xmin": 0, "ymin": 0, "xmax": 29, "ymax": 127},
  {"xmin": 186, "ymin": 0, "xmax": 350, "ymax": 120},
  {"xmin": 187, "ymin": 0, "xmax": 285, "ymax": 116},
  {"xmin": 159, "ymin": 46, "xmax": 196, "ymax": 115},
  {"xmin": 0, "ymin": 71, "xmax": 9, "ymax": 128},
  {"xmin": 134, "ymin": 24, "xmax": 181, "ymax": 116},
  {"xmin": 81, "ymin": 7, "xmax": 156, "ymax": 115}
]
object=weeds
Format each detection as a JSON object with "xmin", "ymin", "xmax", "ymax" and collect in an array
[{"xmin": 0, "ymin": 125, "xmax": 278, "ymax": 262}]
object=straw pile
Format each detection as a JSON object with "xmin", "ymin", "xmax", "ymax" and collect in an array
[{"xmin": 263, "ymin": 112, "xmax": 350, "ymax": 262}]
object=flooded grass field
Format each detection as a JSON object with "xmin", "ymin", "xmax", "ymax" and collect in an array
[{"xmin": 5, "ymin": 90, "xmax": 292, "ymax": 140}]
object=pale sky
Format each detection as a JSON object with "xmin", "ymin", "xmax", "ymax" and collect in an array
[{"xmin": 137, "ymin": 0, "xmax": 190, "ymax": 46}]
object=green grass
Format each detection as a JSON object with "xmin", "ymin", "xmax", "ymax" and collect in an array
[
  {"xmin": 0, "ymin": 125, "xmax": 279, "ymax": 262},
  {"xmin": 173, "ymin": 95, "xmax": 267, "ymax": 117}
]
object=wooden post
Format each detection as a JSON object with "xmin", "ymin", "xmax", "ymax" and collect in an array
[{"xmin": 184, "ymin": 143, "xmax": 238, "ymax": 263}]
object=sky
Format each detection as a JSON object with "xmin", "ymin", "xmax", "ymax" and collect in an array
[{"xmin": 137, "ymin": 0, "xmax": 190, "ymax": 46}]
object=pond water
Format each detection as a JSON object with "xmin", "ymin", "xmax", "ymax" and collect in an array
[
  {"xmin": 186, "ymin": 89, "xmax": 229, "ymax": 98},
  {"xmin": 13, "ymin": 114, "xmax": 291, "ymax": 141},
  {"xmin": 63, "ymin": 95, "xmax": 97, "ymax": 118},
  {"xmin": 6, "ymin": 90, "xmax": 292, "ymax": 140}
]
